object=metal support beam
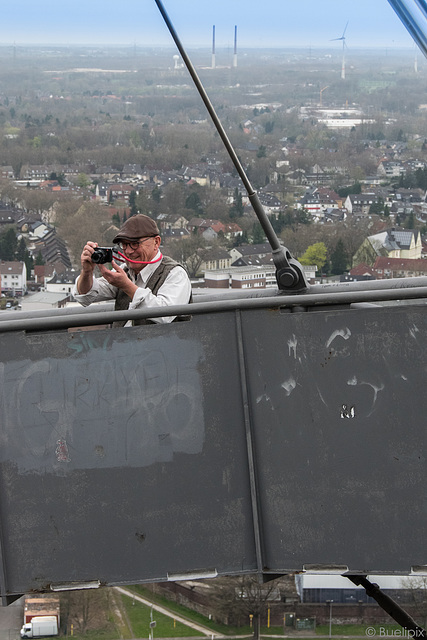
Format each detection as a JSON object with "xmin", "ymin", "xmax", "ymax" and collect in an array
[
  {"xmin": 347, "ymin": 575, "xmax": 426, "ymax": 637},
  {"xmin": 153, "ymin": 0, "xmax": 308, "ymax": 292},
  {"xmin": 0, "ymin": 284, "xmax": 427, "ymax": 334},
  {"xmin": 387, "ymin": 0, "xmax": 427, "ymax": 58},
  {"xmin": 235, "ymin": 310, "xmax": 264, "ymax": 574}
]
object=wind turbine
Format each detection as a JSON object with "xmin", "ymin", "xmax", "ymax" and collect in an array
[{"xmin": 331, "ymin": 21, "xmax": 348, "ymax": 80}]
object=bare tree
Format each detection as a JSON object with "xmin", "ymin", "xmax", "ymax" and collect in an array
[
  {"xmin": 55, "ymin": 200, "xmax": 112, "ymax": 267},
  {"xmin": 20, "ymin": 189, "xmax": 57, "ymax": 223},
  {"xmin": 210, "ymin": 575, "xmax": 281, "ymax": 640},
  {"xmin": 400, "ymin": 577, "xmax": 427, "ymax": 630},
  {"xmin": 0, "ymin": 179, "xmax": 21, "ymax": 208},
  {"xmin": 60, "ymin": 589, "xmax": 113, "ymax": 636},
  {"xmin": 166, "ymin": 235, "xmax": 207, "ymax": 277}
]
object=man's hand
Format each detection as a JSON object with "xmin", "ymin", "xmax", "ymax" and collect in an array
[
  {"xmin": 77, "ymin": 241, "xmax": 97, "ymax": 294},
  {"xmin": 80, "ymin": 241, "xmax": 98, "ymax": 273},
  {"xmin": 98, "ymin": 260, "xmax": 138, "ymax": 298}
]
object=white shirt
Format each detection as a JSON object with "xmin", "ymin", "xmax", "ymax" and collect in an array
[{"xmin": 73, "ymin": 252, "xmax": 192, "ymax": 324}]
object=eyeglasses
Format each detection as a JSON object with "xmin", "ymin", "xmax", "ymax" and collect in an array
[{"xmin": 118, "ymin": 237, "xmax": 155, "ymax": 251}]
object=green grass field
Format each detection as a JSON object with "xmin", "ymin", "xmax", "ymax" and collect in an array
[
  {"xmin": 120, "ymin": 593, "xmax": 202, "ymax": 638},
  {"xmin": 65, "ymin": 585, "xmax": 416, "ymax": 640}
]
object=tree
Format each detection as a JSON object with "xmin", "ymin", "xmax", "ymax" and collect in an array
[
  {"xmin": 166, "ymin": 235, "xmax": 206, "ymax": 278},
  {"xmin": 251, "ymin": 222, "xmax": 266, "ymax": 245},
  {"xmin": 337, "ymin": 182, "xmax": 362, "ymax": 198},
  {"xmin": 210, "ymin": 575, "xmax": 282, "ymax": 640},
  {"xmin": 299, "ymin": 242, "xmax": 328, "ymax": 272},
  {"xmin": 16, "ymin": 237, "xmax": 27, "ymax": 262},
  {"xmin": 60, "ymin": 589, "xmax": 111, "ymax": 636},
  {"xmin": 330, "ymin": 238, "xmax": 348, "ymax": 275},
  {"xmin": 35, "ymin": 251, "xmax": 45, "ymax": 266},
  {"xmin": 77, "ymin": 173, "xmax": 91, "ymax": 189},
  {"xmin": 55, "ymin": 201, "xmax": 113, "ymax": 267},
  {"xmin": 128, "ymin": 190, "xmax": 138, "ymax": 216},
  {"xmin": 0, "ymin": 180, "xmax": 20, "ymax": 207},
  {"xmin": 24, "ymin": 250, "xmax": 34, "ymax": 275},
  {"xmin": 229, "ymin": 188, "xmax": 244, "ymax": 218},
  {"xmin": 405, "ymin": 212, "xmax": 415, "ymax": 229},
  {"xmin": 0, "ymin": 227, "xmax": 18, "ymax": 261},
  {"xmin": 49, "ymin": 171, "xmax": 66, "ymax": 186},
  {"xmin": 20, "ymin": 189, "xmax": 56, "ymax": 222},
  {"xmin": 400, "ymin": 577, "xmax": 427, "ymax": 630},
  {"xmin": 136, "ymin": 189, "xmax": 150, "ymax": 217},
  {"xmin": 185, "ymin": 191, "xmax": 204, "ymax": 215},
  {"xmin": 294, "ymin": 207, "xmax": 312, "ymax": 226},
  {"xmin": 162, "ymin": 181, "xmax": 187, "ymax": 216},
  {"xmin": 151, "ymin": 185, "xmax": 162, "ymax": 204}
]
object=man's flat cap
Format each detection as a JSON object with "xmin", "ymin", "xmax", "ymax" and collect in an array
[{"xmin": 113, "ymin": 214, "xmax": 160, "ymax": 243}]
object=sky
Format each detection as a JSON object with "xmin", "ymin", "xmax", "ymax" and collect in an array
[{"xmin": 0, "ymin": 0, "xmax": 422, "ymax": 50}]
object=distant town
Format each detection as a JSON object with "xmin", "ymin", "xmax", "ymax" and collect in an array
[{"xmin": 0, "ymin": 44, "xmax": 427, "ymax": 308}]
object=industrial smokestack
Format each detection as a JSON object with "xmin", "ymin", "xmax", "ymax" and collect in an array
[
  {"xmin": 233, "ymin": 25, "xmax": 237, "ymax": 68},
  {"xmin": 212, "ymin": 25, "xmax": 216, "ymax": 69}
]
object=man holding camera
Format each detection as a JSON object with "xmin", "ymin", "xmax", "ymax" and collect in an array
[{"xmin": 74, "ymin": 214, "xmax": 191, "ymax": 325}]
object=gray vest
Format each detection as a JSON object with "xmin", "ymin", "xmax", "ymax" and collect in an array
[{"xmin": 113, "ymin": 255, "xmax": 190, "ymax": 327}]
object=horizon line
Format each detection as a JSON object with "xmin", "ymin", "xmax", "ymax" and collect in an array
[{"xmin": 0, "ymin": 42, "xmax": 417, "ymax": 51}]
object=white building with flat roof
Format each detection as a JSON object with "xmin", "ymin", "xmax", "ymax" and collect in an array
[{"xmin": 204, "ymin": 265, "xmax": 317, "ymax": 289}]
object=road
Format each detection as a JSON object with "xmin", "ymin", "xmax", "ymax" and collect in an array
[{"xmin": 114, "ymin": 586, "xmax": 222, "ymax": 638}]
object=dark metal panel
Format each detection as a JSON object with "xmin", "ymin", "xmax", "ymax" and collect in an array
[
  {"xmin": 243, "ymin": 305, "xmax": 427, "ymax": 573},
  {"xmin": 0, "ymin": 315, "xmax": 257, "ymax": 597},
  {"xmin": 1, "ymin": 302, "xmax": 427, "ymax": 599}
]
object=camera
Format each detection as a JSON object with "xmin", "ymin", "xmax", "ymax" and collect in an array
[{"xmin": 91, "ymin": 247, "xmax": 113, "ymax": 264}]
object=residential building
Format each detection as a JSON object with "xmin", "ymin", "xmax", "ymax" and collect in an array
[
  {"xmin": 231, "ymin": 253, "xmax": 274, "ymax": 268},
  {"xmin": 162, "ymin": 227, "xmax": 191, "ymax": 241},
  {"xmin": 93, "ymin": 166, "xmax": 119, "ymax": 181},
  {"xmin": 94, "ymin": 183, "xmax": 109, "ymax": 202},
  {"xmin": 353, "ymin": 228, "xmax": 422, "ymax": 266},
  {"xmin": 200, "ymin": 248, "xmax": 233, "ymax": 273},
  {"xmin": 20, "ymin": 165, "xmax": 51, "ymax": 181},
  {"xmin": 344, "ymin": 192, "xmax": 377, "ymax": 215},
  {"xmin": 33, "ymin": 232, "xmax": 72, "ymax": 269},
  {"xmin": 122, "ymin": 164, "xmax": 143, "ymax": 180},
  {"xmin": 0, "ymin": 209, "xmax": 22, "ymax": 228},
  {"xmin": 107, "ymin": 184, "xmax": 137, "ymax": 203},
  {"xmin": 229, "ymin": 243, "xmax": 272, "ymax": 264},
  {"xmin": 33, "ymin": 264, "xmax": 60, "ymax": 285},
  {"xmin": 39, "ymin": 179, "xmax": 62, "ymax": 192},
  {"xmin": 0, "ymin": 166, "xmax": 14, "ymax": 180},
  {"xmin": 346, "ymin": 263, "xmax": 377, "ymax": 281},
  {"xmin": 0, "ymin": 261, "xmax": 27, "ymax": 296},
  {"xmin": 258, "ymin": 193, "xmax": 282, "ymax": 216},
  {"xmin": 156, "ymin": 213, "xmax": 188, "ymax": 231},
  {"xmin": 179, "ymin": 164, "xmax": 211, "ymax": 187},
  {"xmin": 377, "ymin": 160, "xmax": 406, "ymax": 178},
  {"xmin": 298, "ymin": 187, "xmax": 343, "ymax": 220},
  {"xmin": 45, "ymin": 270, "xmax": 79, "ymax": 295},
  {"xmin": 372, "ymin": 256, "xmax": 427, "ymax": 279},
  {"xmin": 188, "ymin": 218, "xmax": 242, "ymax": 241}
]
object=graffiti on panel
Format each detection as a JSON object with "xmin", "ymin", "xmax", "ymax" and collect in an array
[{"xmin": 0, "ymin": 331, "xmax": 205, "ymax": 472}]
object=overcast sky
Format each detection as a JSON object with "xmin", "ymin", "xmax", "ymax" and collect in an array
[{"xmin": 0, "ymin": 0, "xmax": 421, "ymax": 49}]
